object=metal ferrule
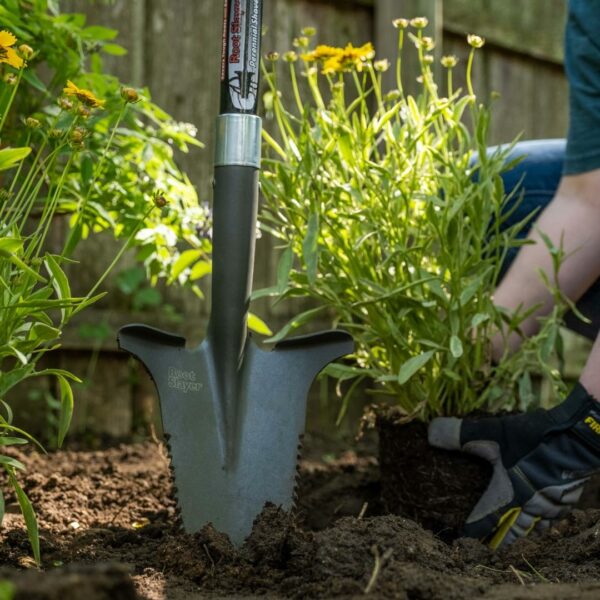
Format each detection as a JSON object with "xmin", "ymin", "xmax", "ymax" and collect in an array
[{"xmin": 214, "ymin": 114, "xmax": 262, "ymax": 168}]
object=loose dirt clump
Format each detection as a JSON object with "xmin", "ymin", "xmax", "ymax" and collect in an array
[
  {"xmin": 0, "ymin": 442, "xmax": 600, "ymax": 599},
  {"xmin": 378, "ymin": 413, "xmax": 492, "ymax": 539}
]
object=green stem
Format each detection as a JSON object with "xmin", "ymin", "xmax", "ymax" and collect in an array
[
  {"xmin": 395, "ymin": 29, "xmax": 405, "ymax": 97},
  {"xmin": 466, "ymin": 49, "xmax": 475, "ymax": 98},
  {"xmin": 64, "ymin": 105, "xmax": 127, "ymax": 256},
  {"xmin": 73, "ymin": 204, "xmax": 155, "ymax": 316},
  {"xmin": 0, "ymin": 68, "xmax": 24, "ymax": 136},
  {"xmin": 289, "ymin": 61, "xmax": 303, "ymax": 115}
]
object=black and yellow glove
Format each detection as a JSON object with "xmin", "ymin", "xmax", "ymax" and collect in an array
[{"xmin": 428, "ymin": 383, "xmax": 600, "ymax": 549}]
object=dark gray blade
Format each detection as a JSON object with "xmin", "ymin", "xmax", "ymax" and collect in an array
[{"xmin": 119, "ymin": 325, "xmax": 352, "ymax": 545}]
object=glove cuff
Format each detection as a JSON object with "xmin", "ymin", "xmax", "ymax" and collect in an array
[
  {"xmin": 547, "ymin": 381, "xmax": 598, "ymax": 428},
  {"xmin": 572, "ymin": 403, "xmax": 600, "ymax": 452}
]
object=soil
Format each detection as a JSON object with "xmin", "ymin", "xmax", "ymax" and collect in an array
[
  {"xmin": 0, "ymin": 438, "xmax": 600, "ymax": 599},
  {"xmin": 378, "ymin": 416, "xmax": 492, "ymax": 540}
]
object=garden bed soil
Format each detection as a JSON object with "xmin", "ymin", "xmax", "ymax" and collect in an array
[{"xmin": 1, "ymin": 440, "xmax": 600, "ymax": 599}]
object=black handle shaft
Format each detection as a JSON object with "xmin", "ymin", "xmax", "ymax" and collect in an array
[{"xmin": 220, "ymin": 0, "xmax": 263, "ymax": 115}]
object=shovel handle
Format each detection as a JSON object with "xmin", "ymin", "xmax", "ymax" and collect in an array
[{"xmin": 220, "ymin": 0, "xmax": 263, "ymax": 115}]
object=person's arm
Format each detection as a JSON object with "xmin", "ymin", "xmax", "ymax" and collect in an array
[{"xmin": 492, "ymin": 168, "xmax": 600, "ymax": 360}]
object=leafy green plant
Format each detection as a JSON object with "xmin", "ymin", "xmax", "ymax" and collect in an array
[
  {"xmin": 0, "ymin": 0, "xmax": 211, "ymax": 291},
  {"xmin": 0, "ymin": 27, "xmax": 163, "ymax": 564},
  {"xmin": 258, "ymin": 22, "xmax": 567, "ymax": 421}
]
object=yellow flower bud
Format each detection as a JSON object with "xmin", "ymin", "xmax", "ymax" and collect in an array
[
  {"xmin": 3, "ymin": 73, "xmax": 17, "ymax": 85},
  {"xmin": 78, "ymin": 105, "xmax": 91, "ymax": 119},
  {"xmin": 121, "ymin": 86, "xmax": 140, "ymax": 103},
  {"xmin": 301, "ymin": 27, "xmax": 316, "ymax": 37},
  {"xmin": 265, "ymin": 51, "xmax": 279, "ymax": 62},
  {"xmin": 153, "ymin": 193, "xmax": 168, "ymax": 208},
  {"xmin": 410, "ymin": 17, "xmax": 429, "ymax": 29},
  {"xmin": 25, "ymin": 117, "xmax": 41, "ymax": 129},
  {"xmin": 421, "ymin": 37, "xmax": 435, "ymax": 51},
  {"xmin": 18, "ymin": 44, "xmax": 34, "ymax": 59},
  {"xmin": 293, "ymin": 36, "xmax": 309, "ymax": 49},
  {"xmin": 374, "ymin": 59, "xmax": 390, "ymax": 72},
  {"xmin": 392, "ymin": 18, "xmax": 409, "ymax": 29},
  {"xmin": 70, "ymin": 126, "xmax": 87, "ymax": 143},
  {"xmin": 58, "ymin": 97, "xmax": 74, "ymax": 111},
  {"xmin": 441, "ymin": 55, "xmax": 458, "ymax": 68},
  {"xmin": 467, "ymin": 34, "xmax": 485, "ymax": 49},
  {"xmin": 283, "ymin": 51, "xmax": 298, "ymax": 63}
]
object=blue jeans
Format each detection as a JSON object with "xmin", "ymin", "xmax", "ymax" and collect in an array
[{"xmin": 494, "ymin": 139, "xmax": 599, "ymax": 340}]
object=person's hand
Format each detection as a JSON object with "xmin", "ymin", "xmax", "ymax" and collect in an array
[{"xmin": 428, "ymin": 383, "xmax": 600, "ymax": 548}]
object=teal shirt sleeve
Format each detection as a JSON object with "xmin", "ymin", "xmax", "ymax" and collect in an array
[{"xmin": 564, "ymin": 0, "xmax": 600, "ymax": 174}]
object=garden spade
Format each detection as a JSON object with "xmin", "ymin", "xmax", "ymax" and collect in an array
[{"xmin": 117, "ymin": 0, "xmax": 353, "ymax": 546}]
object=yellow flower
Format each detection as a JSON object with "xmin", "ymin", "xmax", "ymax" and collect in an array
[
  {"xmin": 63, "ymin": 80, "xmax": 105, "ymax": 108},
  {"xmin": 302, "ymin": 44, "xmax": 342, "ymax": 63},
  {"xmin": 0, "ymin": 30, "xmax": 24, "ymax": 69},
  {"xmin": 303, "ymin": 42, "xmax": 375, "ymax": 74},
  {"xmin": 321, "ymin": 55, "xmax": 343, "ymax": 74}
]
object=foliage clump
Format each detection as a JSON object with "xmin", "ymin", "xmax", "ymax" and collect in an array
[{"xmin": 259, "ymin": 22, "xmax": 566, "ymax": 421}]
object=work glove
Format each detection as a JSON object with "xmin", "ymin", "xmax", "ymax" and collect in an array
[{"xmin": 428, "ymin": 383, "xmax": 600, "ymax": 548}]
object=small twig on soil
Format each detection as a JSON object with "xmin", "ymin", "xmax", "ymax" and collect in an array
[
  {"xmin": 521, "ymin": 555, "xmax": 550, "ymax": 583},
  {"xmin": 364, "ymin": 545, "xmax": 394, "ymax": 594},
  {"xmin": 109, "ymin": 503, "xmax": 129, "ymax": 526},
  {"xmin": 203, "ymin": 544, "xmax": 216, "ymax": 572},
  {"xmin": 509, "ymin": 565, "xmax": 526, "ymax": 586},
  {"xmin": 149, "ymin": 423, "xmax": 161, "ymax": 446},
  {"xmin": 358, "ymin": 502, "xmax": 368, "ymax": 520}
]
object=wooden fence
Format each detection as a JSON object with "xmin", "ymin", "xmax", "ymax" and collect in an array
[{"xmin": 13, "ymin": 0, "xmax": 573, "ymax": 439}]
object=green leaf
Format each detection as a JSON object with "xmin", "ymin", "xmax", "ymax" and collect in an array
[
  {"xmin": 116, "ymin": 266, "xmax": 145, "ymax": 295},
  {"xmin": 0, "ymin": 436, "xmax": 28, "ymax": 446},
  {"xmin": 102, "ymin": 43, "xmax": 127, "ymax": 56},
  {"xmin": 322, "ymin": 362, "xmax": 366, "ymax": 381},
  {"xmin": 190, "ymin": 260, "xmax": 212, "ymax": 281},
  {"xmin": 30, "ymin": 323, "xmax": 61, "ymax": 341},
  {"xmin": 45, "ymin": 255, "xmax": 71, "ymax": 320},
  {"xmin": 133, "ymin": 287, "xmax": 162, "ymax": 310},
  {"xmin": 0, "ymin": 237, "xmax": 23, "ymax": 258},
  {"xmin": 0, "ymin": 147, "xmax": 31, "ymax": 171},
  {"xmin": 250, "ymin": 286, "xmax": 280, "ymax": 301},
  {"xmin": 397, "ymin": 351, "xmax": 435, "ymax": 385},
  {"xmin": 82, "ymin": 25, "xmax": 119, "ymax": 40},
  {"xmin": 7, "ymin": 471, "xmax": 40, "ymax": 566},
  {"xmin": 7, "ymin": 345, "xmax": 27, "ymax": 365},
  {"xmin": 9, "ymin": 254, "xmax": 46, "ymax": 283},
  {"xmin": 81, "ymin": 154, "xmax": 94, "ymax": 191},
  {"xmin": 276, "ymin": 247, "xmax": 294, "ymax": 293},
  {"xmin": 266, "ymin": 306, "xmax": 326, "ymax": 344},
  {"xmin": 450, "ymin": 335, "xmax": 464, "ymax": 358},
  {"xmin": 471, "ymin": 313, "xmax": 490, "ymax": 329},
  {"xmin": 247, "ymin": 312, "xmax": 272, "ymax": 336},
  {"xmin": 0, "ymin": 455, "xmax": 25, "ymax": 471},
  {"xmin": 56, "ymin": 375, "xmax": 74, "ymax": 447},
  {"xmin": 22, "ymin": 69, "xmax": 47, "ymax": 93},
  {"xmin": 302, "ymin": 213, "xmax": 319, "ymax": 284},
  {"xmin": 170, "ymin": 249, "xmax": 203, "ymax": 281},
  {"xmin": 518, "ymin": 372, "xmax": 535, "ymax": 410}
]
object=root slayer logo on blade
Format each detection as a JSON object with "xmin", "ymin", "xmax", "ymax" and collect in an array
[
  {"xmin": 168, "ymin": 368, "xmax": 203, "ymax": 393},
  {"xmin": 228, "ymin": 0, "xmax": 259, "ymax": 111}
]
